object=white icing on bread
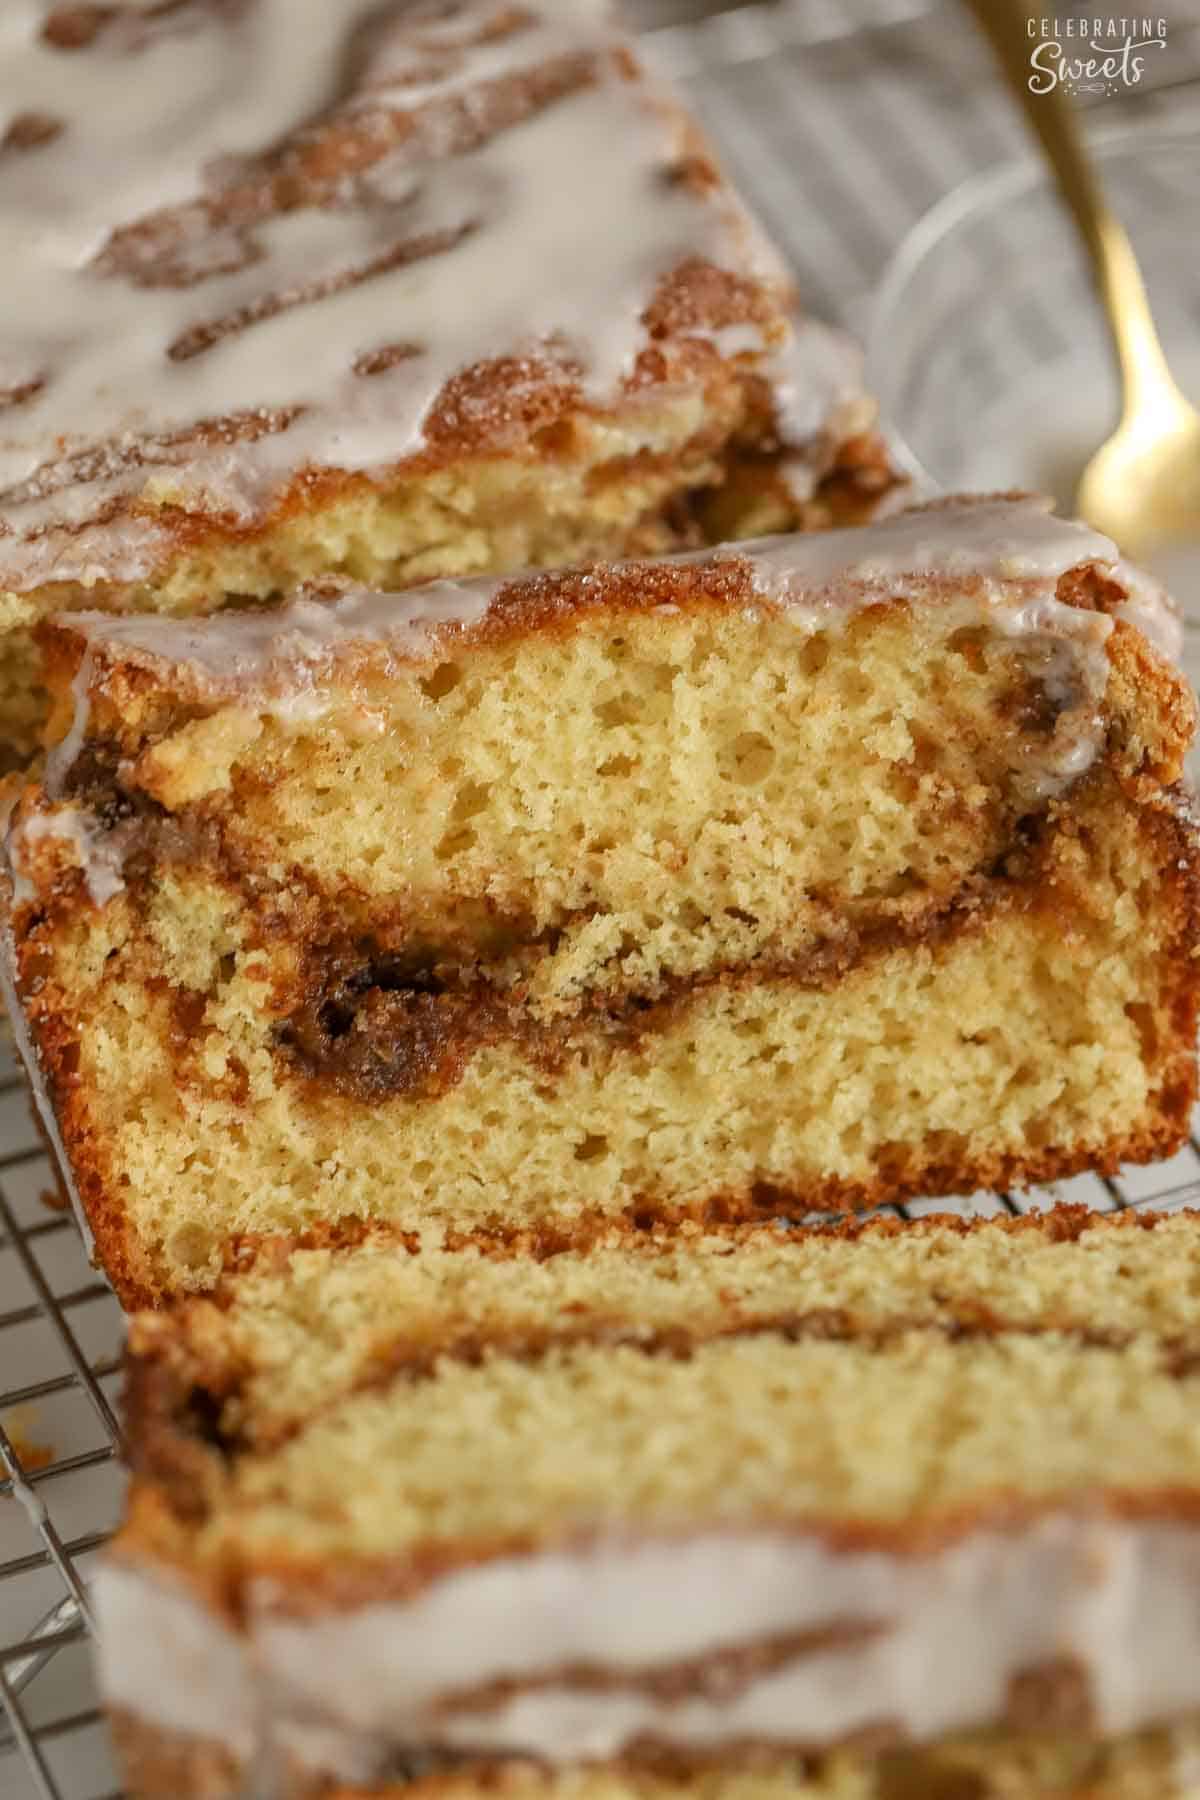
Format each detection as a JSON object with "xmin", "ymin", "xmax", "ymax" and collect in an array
[
  {"xmin": 95, "ymin": 1513, "xmax": 1200, "ymax": 1774},
  {"xmin": 0, "ymin": 0, "xmax": 799, "ymax": 589}
]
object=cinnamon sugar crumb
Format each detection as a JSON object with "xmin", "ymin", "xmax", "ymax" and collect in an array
[{"xmin": 3, "ymin": 1411, "xmax": 53, "ymax": 1475}]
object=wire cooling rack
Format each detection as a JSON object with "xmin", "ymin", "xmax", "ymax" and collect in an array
[{"xmin": 5, "ymin": 4, "xmax": 1200, "ymax": 1795}]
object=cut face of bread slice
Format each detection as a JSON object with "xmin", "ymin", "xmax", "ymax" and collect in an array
[
  {"xmin": 4, "ymin": 496, "xmax": 1197, "ymax": 1303},
  {"xmin": 0, "ymin": 0, "xmax": 894, "ymax": 753},
  {"xmin": 96, "ymin": 1208, "xmax": 1200, "ymax": 1792}
]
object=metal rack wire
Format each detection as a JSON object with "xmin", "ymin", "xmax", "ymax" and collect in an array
[
  {"xmin": 3, "ymin": 3, "xmax": 1200, "ymax": 1795},
  {"xmin": 0, "ymin": 1044, "xmax": 126, "ymax": 1800}
]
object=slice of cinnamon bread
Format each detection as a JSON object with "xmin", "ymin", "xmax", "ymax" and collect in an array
[
  {"xmin": 97, "ymin": 1207, "xmax": 1200, "ymax": 1794},
  {"xmin": 0, "ymin": 0, "xmax": 893, "ymax": 754},
  {"xmin": 4, "ymin": 497, "xmax": 1197, "ymax": 1304}
]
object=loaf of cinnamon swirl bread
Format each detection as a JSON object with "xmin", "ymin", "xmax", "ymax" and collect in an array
[{"xmin": 0, "ymin": 0, "xmax": 892, "ymax": 753}]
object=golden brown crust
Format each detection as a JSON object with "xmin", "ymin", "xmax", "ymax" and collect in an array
[{"xmin": 207, "ymin": 1200, "xmax": 1200, "ymax": 1293}]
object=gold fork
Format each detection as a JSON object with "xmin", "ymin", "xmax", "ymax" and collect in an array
[{"xmin": 964, "ymin": 0, "xmax": 1200, "ymax": 559}]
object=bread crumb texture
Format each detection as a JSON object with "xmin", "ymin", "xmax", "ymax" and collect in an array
[
  {"xmin": 15, "ymin": 590, "xmax": 1197, "ymax": 1302},
  {"xmin": 115, "ymin": 1210, "xmax": 1200, "ymax": 1574}
]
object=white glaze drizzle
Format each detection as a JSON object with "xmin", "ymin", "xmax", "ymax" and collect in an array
[
  {"xmin": 51, "ymin": 576, "xmax": 506, "ymax": 724},
  {"xmin": 761, "ymin": 320, "xmax": 874, "ymax": 504},
  {"xmin": 1112, "ymin": 566, "xmax": 1185, "ymax": 666},
  {"xmin": 0, "ymin": 0, "xmax": 799, "ymax": 591},
  {"xmin": 735, "ymin": 492, "xmax": 1119, "ymax": 605},
  {"xmin": 94, "ymin": 1513, "xmax": 1200, "ymax": 1774},
  {"xmin": 7, "ymin": 808, "xmax": 128, "ymax": 908},
  {"xmin": 95, "ymin": 1561, "xmax": 257, "ymax": 1761}
]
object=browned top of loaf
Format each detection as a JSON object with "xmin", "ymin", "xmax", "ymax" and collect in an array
[{"xmin": 0, "ymin": 1, "xmax": 795, "ymax": 591}]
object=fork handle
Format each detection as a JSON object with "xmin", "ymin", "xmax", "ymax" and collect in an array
[{"xmin": 962, "ymin": 0, "xmax": 1178, "ymax": 419}]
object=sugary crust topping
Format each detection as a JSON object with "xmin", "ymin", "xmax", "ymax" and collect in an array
[{"xmin": 0, "ymin": 0, "xmax": 807, "ymax": 591}]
